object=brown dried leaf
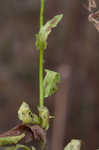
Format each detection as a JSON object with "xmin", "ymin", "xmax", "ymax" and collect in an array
[
  {"xmin": 83, "ymin": 0, "xmax": 99, "ymax": 31},
  {"xmin": 88, "ymin": 10, "xmax": 99, "ymax": 31},
  {"xmin": 88, "ymin": 0, "xmax": 96, "ymax": 11},
  {"xmin": 0, "ymin": 124, "xmax": 46, "ymax": 147}
]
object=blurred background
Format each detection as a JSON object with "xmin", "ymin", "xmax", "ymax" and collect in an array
[{"xmin": 0, "ymin": 0, "xmax": 99, "ymax": 150}]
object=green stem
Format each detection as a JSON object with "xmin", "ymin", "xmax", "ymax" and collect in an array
[
  {"xmin": 40, "ymin": 0, "xmax": 45, "ymax": 28},
  {"xmin": 39, "ymin": 0, "xmax": 45, "ymax": 107},
  {"xmin": 39, "ymin": 49, "xmax": 44, "ymax": 107}
]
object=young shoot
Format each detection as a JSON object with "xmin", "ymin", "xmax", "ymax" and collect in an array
[{"xmin": 0, "ymin": 0, "xmax": 63, "ymax": 149}]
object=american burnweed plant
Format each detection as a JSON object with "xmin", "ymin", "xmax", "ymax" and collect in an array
[
  {"xmin": 0, "ymin": 0, "xmax": 63, "ymax": 150},
  {"xmin": 0, "ymin": 0, "xmax": 99, "ymax": 150}
]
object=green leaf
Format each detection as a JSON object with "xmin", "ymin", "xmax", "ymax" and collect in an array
[
  {"xmin": 36, "ymin": 14, "xmax": 63, "ymax": 50},
  {"xmin": 18, "ymin": 102, "xmax": 40, "ymax": 124},
  {"xmin": 18, "ymin": 102, "xmax": 34, "ymax": 124},
  {"xmin": 38, "ymin": 106, "xmax": 49, "ymax": 130},
  {"xmin": 32, "ymin": 146, "xmax": 36, "ymax": 150},
  {"xmin": 64, "ymin": 139, "xmax": 82, "ymax": 150},
  {"xmin": 4, "ymin": 146, "xmax": 15, "ymax": 150},
  {"xmin": 43, "ymin": 69, "xmax": 61, "ymax": 98},
  {"xmin": 0, "ymin": 133, "xmax": 25, "ymax": 146},
  {"xmin": 4, "ymin": 144, "xmax": 31, "ymax": 150},
  {"xmin": 15, "ymin": 144, "xmax": 31, "ymax": 150}
]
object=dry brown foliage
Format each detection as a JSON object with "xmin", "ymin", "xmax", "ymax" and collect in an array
[
  {"xmin": 87, "ymin": 0, "xmax": 99, "ymax": 31},
  {"xmin": 0, "ymin": 124, "xmax": 46, "ymax": 146}
]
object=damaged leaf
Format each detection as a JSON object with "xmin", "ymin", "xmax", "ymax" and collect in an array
[
  {"xmin": 43, "ymin": 69, "xmax": 61, "ymax": 98},
  {"xmin": 36, "ymin": 14, "xmax": 63, "ymax": 50},
  {"xmin": 64, "ymin": 139, "xmax": 82, "ymax": 150},
  {"xmin": 84, "ymin": 0, "xmax": 99, "ymax": 31},
  {"xmin": 18, "ymin": 102, "xmax": 40, "ymax": 125},
  {"xmin": 88, "ymin": 10, "xmax": 99, "ymax": 31},
  {"xmin": 38, "ymin": 106, "xmax": 49, "ymax": 130},
  {"xmin": 88, "ymin": 0, "xmax": 96, "ymax": 11},
  {"xmin": 0, "ymin": 134, "xmax": 25, "ymax": 146},
  {"xmin": 18, "ymin": 102, "xmax": 34, "ymax": 124},
  {"xmin": 0, "ymin": 124, "xmax": 46, "ymax": 147}
]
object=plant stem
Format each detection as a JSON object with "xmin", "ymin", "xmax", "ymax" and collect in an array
[
  {"xmin": 39, "ymin": 0, "xmax": 45, "ymax": 107},
  {"xmin": 40, "ymin": 0, "xmax": 45, "ymax": 28},
  {"xmin": 39, "ymin": 49, "xmax": 44, "ymax": 107}
]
